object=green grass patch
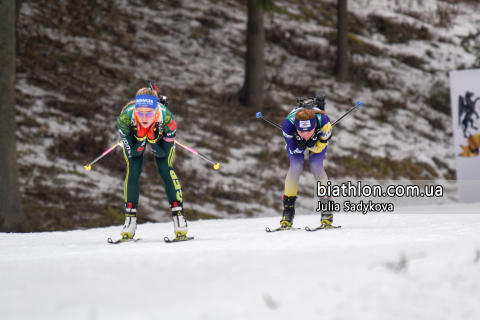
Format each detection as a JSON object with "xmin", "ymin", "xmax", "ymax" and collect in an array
[{"xmin": 185, "ymin": 209, "xmax": 221, "ymax": 220}]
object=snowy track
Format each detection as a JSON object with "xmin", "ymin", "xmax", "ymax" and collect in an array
[{"xmin": 1, "ymin": 203, "xmax": 480, "ymax": 320}]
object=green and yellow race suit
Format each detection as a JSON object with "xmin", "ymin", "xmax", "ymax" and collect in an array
[{"xmin": 117, "ymin": 103, "xmax": 183, "ymax": 206}]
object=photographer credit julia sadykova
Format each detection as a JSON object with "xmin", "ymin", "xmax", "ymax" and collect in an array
[
  {"xmin": 316, "ymin": 200, "xmax": 394, "ymax": 214},
  {"xmin": 343, "ymin": 200, "xmax": 394, "ymax": 214}
]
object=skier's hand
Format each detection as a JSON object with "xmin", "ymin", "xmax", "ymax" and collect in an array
[
  {"xmin": 306, "ymin": 132, "xmax": 318, "ymax": 148},
  {"xmin": 293, "ymin": 131, "xmax": 307, "ymax": 149},
  {"xmin": 150, "ymin": 139, "xmax": 168, "ymax": 158},
  {"xmin": 308, "ymin": 141, "xmax": 326, "ymax": 153},
  {"xmin": 147, "ymin": 124, "xmax": 161, "ymax": 144},
  {"xmin": 134, "ymin": 124, "xmax": 148, "ymax": 141},
  {"xmin": 318, "ymin": 123, "xmax": 332, "ymax": 142},
  {"xmin": 306, "ymin": 139, "xmax": 316, "ymax": 148}
]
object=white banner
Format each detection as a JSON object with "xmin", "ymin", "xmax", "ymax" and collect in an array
[{"xmin": 449, "ymin": 68, "xmax": 480, "ymax": 203}]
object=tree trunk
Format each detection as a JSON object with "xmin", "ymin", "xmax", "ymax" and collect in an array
[
  {"xmin": 334, "ymin": 0, "xmax": 348, "ymax": 80},
  {"xmin": 0, "ymin": 0, "xmax": 25, "ymax": 232},
  {"xmin": 16, "ymin": 0, "xmax": 23, "ymax": 59},
  {"xmin": 16, "ymin": 0, "xmax": 22, "ymax": 22},
  {"xmin": 239, "ymin": 0, "xmax": 265, "ymax": 110}
]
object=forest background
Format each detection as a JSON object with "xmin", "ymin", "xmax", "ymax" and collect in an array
[{"xmin": 1, "ymin": 0, "xmax": 480, "ymax": 232}]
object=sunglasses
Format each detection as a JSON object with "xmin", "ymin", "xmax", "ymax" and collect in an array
[{"xmin": 136, "ymin": 110, "xmax": 156, "ymax": 118}]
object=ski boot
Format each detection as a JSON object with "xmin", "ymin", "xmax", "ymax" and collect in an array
[
  {"xmin": 319, "ymin": 197, "xmax": 337, "ymax": 229},
  {"xmin": 265, "ymin": 195, "xmax": 301, "ymax": 232},
  {"xmin": 120, "ymin": 202, "xmax": 138, "ymax": 239},
  {"xmin": 280, "ymin": 195, "xmax": 297, "ymax": 228},
  {"xmin": 167, "ymin": 201, "xmax": 193, "ymax": 242}
]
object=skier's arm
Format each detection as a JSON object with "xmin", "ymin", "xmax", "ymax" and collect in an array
[
  {"xmin": 318, "ymin": 114, "xmax": 332, "ymax": 142},
  {"xmin": 149, "ymin": 130, "xmax": 167, "ymax": 158},
  {"xmin": 117, "ymin": 110, "xmax": 146, "ymax": 158},
  {"xmin": 304, "ymin": 115, "xmax": 332, "ymax": 154},
  {"xmin": 282, "ymin": 118, "xmax": 305, "ymax": 154},
  {"xmin": 162, "ymin": 109, "xmax": 177, "ymax": 143},
  {"xmin": 147, "ymin": 107, "xmax": 177, "ymax": 158}
]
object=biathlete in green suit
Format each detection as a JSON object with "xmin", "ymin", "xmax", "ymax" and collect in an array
[{"xmin": 117, "ymin": 87, "xmax": 188, "ymax": 240}]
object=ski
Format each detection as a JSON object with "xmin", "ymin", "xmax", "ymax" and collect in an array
[
  {"xmin": 305, "ymin": 225, "xmax": 341, "ymax": 232},
  {"xmin": 164, "ymin": 236, "xmax": 194, "ymax": 243},
  {"xmin": 107, "ymin": 237, "xmax": 142, "ymax": 244},
  {"xmin": 265, "ymin": 226, "xmax": 302, "ymax": 233}
]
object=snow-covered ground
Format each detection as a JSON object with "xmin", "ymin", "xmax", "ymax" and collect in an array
[{"xmin": 1, "ymin": 202, "xmax": 479, "ymax": 320}]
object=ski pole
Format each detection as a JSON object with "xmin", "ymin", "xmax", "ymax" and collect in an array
[
  {"xmin": 255, "ymin": 113, "xmax": 282, "ymax": 130},
  {"xmin": 174, "ymin": 140, "xmax": 220, "ymax": 170},
  {"xmin": 256, "ymin": 101, "xmax": 363, "ymax": 130},
  {"xmin": 331, "ymin": 101, "xmax": 362, "ymax": 127},
  {"xmin": 84, "ymin": 141, "xmax": 122, "ymax": 171}
]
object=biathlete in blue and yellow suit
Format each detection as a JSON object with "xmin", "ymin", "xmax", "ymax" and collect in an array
[
  {"xmin": 116, "ymin": 87, "xmax": 188, "ymax": 240},
  {"xmin": 280, "ymin": 96, "xmax": 333, "ymax": 228}
]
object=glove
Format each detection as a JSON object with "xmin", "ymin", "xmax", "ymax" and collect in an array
[
  {"xmin": 134, "ymin": 123, "xmax": 161, "ymax": 143},
  {"xmin": 319, "ymin": 123, "xmax": 333, "ymax": 143},
  {"xmin": 293, "ymin": 131, "xmax": 307, "ymax": 149},
  {"xmin": 305, "ymin": 129, "xmax": 318, "ymax": 148},
  {"xmin": 319, "ymin": 129, "xmax": 332, "ymax": 143},
  {"xmin": 133, "ymin": 124, "xmax": 148, "ymax": 141},
  {"xmin": 147, "ymin": 123, "xmax": 161, "ymax": 144}
]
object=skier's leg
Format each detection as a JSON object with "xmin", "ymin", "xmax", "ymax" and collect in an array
[
  {"xmin": 309, "ymin": 147, "xmax": 334, "ymax": 226},
  {"xmin": 281, "ymin": 151, "xmax": 305, "ymax": 226},
  {"xmin": 121, "ymin": 148, "xmax": 144, "ymax": 238},
  {"xmin": 309, "ymin": 147, "xmax": 328, "ymax": 185},
  {"xmin": 284, "ymin": 151, "xmax": 305, "ymax": 196},
  {"xmin": 154, "ymin": 140, "xmax": 188, "ymax": 237}
]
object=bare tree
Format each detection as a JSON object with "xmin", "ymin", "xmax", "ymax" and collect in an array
[
  {"xmin": 0, "ymin": 0, "xmax": 25, "ymax": 232},
  {"xmin": 334, "ymin": 0, "xmax": 348, "ymax": 80},
  {"xmin": 239, "ymin": 0, "xmax": 273, "ymax": 110}
]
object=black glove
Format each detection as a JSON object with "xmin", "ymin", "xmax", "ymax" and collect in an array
[
  {"xmin": 293, "ymin": 131, "xmax": 307, "ymax": 149},
  {"xmin": 306, "ymin": 138, "xmax": 317, "ymax": 148},
  {"xmin": 146, "ymin": 123, "xmax": 162, "ymax": 144},
  {"xmin": 306, "ymin": 128, "xmax": 321, "ymax": 148},
  {"xmin": 150, "ymin": 140, "xmax": 167, "ymax": 158}
]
